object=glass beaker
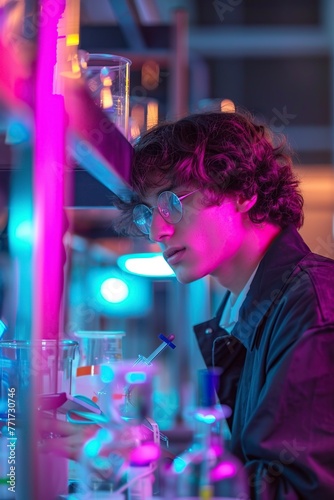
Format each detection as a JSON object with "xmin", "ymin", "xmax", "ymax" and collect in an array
[
  {"xmin": 80, "ymin": 52, "xmax": 131, "ymax": 138},
  {"xmin": 0, "ymin": 339, "xmax": 78, "ymax": 499},
  {"xmin": 75, "ymin": 330, "xmax": 126, "ymax": 366},
  {"xmin": 0, "ymin": 339, "xmax": 78, "ymax": 401},
  {"xmin": 78, "ymin": 361, "xmax": 159, "ymax": 498},
  {"xmin": 73, "ymin": 331, "xmax": 126, "ymax": 407},
  {"xmin": 129, "ymin": 96, "xmax": 159, "ymax": 143}
]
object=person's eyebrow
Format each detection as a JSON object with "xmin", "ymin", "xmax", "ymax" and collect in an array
[
  {"xmin": 141, "ymin": 184, "xmax": 182, "ymax": 208},
  {"xmin": 143, "ymin": 185, "xmax": 175, "ymax": 206},
  {"xmin": 156, "ymin": 185, "xmax": 175, "ymax": 196}
]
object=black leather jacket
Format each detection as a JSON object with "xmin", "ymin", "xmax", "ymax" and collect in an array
[{"xmin": 194, "ymin": 226, "xmax": 334, "ymax": 499}]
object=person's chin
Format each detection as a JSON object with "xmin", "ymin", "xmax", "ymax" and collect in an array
[{"xmin": 174, "ymin": 269, "xmax": 200, "ymax": 285}]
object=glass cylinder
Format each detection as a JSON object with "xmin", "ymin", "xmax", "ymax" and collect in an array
[
  {"xmin": 129, "ymin": 97, "xmax": 159, "ymax": 143},
  {"xmin": 75, "ymin": 330, "xmax": 126, "ymax": 366},
  {"xmin": 78, "ymin": 361, "xmax": 159, "ymax": 498},
  {"xmin": 0, "ymin": 339, "xmax": 78, "ymax": 499},
  {"xmin": 80, "ymin": 52, "xmax": 132, "ymax": 138},
  {"xmin": 0, "ymin": 339, "xmax": 78, "ymax": 400},
  {"xmin": 73, "ymin": 331, "xmax": 126, "ymax": 407}
]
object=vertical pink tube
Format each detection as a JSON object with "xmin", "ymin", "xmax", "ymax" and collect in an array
[
  {"xmin": 32, "ymin": 1, "xmax": 67, "ymax": 498},
  {"xmin": 34, "ymin": 0, "xmax": 67, "ymax": 342}
]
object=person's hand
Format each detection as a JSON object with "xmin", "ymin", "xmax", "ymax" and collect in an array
[
  {"xmin": 38, "ymin": 413, "xmax": 100, "ymax": 461},
  {"xmin": 38, "ymin": 411, "xmax": 160, "ymax": 460}
]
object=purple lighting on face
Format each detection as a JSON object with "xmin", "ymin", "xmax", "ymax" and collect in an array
[
  {"xmin": 130, "ymin": 442, "xmax": 160, "ymax": 465},
  {"xmin": 210, "ymin": 460, "xmax": 238, "ymax": 482}
]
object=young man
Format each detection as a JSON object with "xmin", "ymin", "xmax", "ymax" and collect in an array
[{"xmin": 116, "ymin": 111, "xmax": 334, "ymax": 499}]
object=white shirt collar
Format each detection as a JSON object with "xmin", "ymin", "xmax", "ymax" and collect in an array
[{"xmin": 219, "ymin": 265, "xmax": 259, "ymax": 333}]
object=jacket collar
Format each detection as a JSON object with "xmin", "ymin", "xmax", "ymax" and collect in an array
[{"xmin": 232, "ymin": 225, "xmax": 311, "ymax": 349}]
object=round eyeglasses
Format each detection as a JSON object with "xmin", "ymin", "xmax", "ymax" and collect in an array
[{"xmin": 133, "ymin": 189, "xmax": 200, "ymax": 235}]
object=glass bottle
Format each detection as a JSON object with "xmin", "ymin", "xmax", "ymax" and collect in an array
[
  {"xmin": 73, "ymin": 330, "xmax": 126, "ymax": 409},
  {"xmin": 77, "ymin": 362, "xmax": 160, "ymax": 499},
  {"xmin": 161, "ymin": 368, "xmax": 248, "ymax": 499}
]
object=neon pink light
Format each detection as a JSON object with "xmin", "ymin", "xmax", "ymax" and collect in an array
[
  {"xmin": 34, "ymin": 0, "xmax": 67, "ymax": 341},
  {"xmin": 210, "ymin": 460, "xmax": 238, "ymax": 482},
  {"xmin": 33, "ymin": 2, "xmax": 67, "ymax": 497},
  {"xmin": 130, "ymin": 442, "xmax": 161, "ymax": 465}
]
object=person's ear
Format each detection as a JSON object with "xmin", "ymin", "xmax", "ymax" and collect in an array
[{"xmin": 236, "ymin": 194, "xmax": 257, "ymax": 213}]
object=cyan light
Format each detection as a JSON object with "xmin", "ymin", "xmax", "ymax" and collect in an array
[
  {"xmin": 14, "ymin": 220, "xmax": 34, "ymax": 244},
  {"xmin": 100, "ymin": 364, "xmax": 115, "ymax": 383},
  {"xmin": 125, "ymin": 371, "xmax": 147, "ymax": 384},
  {"xmin": 100, "ymin": 277, "xmax": 129, "ymax": 303},
  {"xmin": 83, "ymin": 428, "xmax": 113, "ymax": 458},
  {"xmin": 84, "ymin": 438, "xmax": 101, "ymax": 458},
  {"xmin": 195, "ymin": 412, "xmax": 216, "ymax": 424},
  {"xmin": 117, "ymin": 253, "xmax": 175, "ymax": 278},
  {"xmin": 173, "ymin": 456, "xmax": 188, "ymax": 473},
  {"xmin": 87, "ymin": 267, "xmax": 152, "ymax": 317},
  {"xmin": 0, "ymin": 320, "xmax": 7, "ymax": 338}
]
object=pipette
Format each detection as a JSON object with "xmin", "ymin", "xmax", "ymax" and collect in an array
[{"xmin": 133, "ymin": 334, "xmax": 176, "ymax": 366}]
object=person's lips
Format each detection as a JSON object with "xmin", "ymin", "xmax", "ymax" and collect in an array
[{"xmin": 163, "ymin": 247, "xmax": 186, "ymax": 265}]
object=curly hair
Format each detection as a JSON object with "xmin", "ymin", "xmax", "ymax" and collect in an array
[{"xmin": 113, "ymin": 110, "xmax": 304, "ymax": 235}]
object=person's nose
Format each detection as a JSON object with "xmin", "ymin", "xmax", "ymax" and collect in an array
[{"xmin": 149, "ymin": 210, "xmax": 175, "ymax": 242}]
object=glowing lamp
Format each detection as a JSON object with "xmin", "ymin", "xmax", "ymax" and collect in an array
[
  {"xmin": 220, "ymin": 98, "xmax": 236, "ymax": 113},
  {"xmin": 117, "ymin": 253, "xmax": 175, "ymax": 278},
  {"xmin": 100, "ymin": 277, "xmax": 129, "ymax": 303},
  {"xmin": 87, "ymin": 267, "xmax": 152, "ymax": 317}
]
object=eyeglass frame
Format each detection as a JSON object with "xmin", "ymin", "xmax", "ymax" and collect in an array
[{"xmin": 132, "ymin": 188, "xmax": 200, "ymax": 235}]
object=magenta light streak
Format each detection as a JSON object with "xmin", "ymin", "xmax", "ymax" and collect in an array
[
  {"xmin": 34, "ymin": 0, "xmax": 67, "ymax": 341},
  {"xmin": 32, "ymin": 1, "xmax": 67, "ymax": 499},
  {"xmin": 130, "ymin": 442, "xmax": 161, "ymax": 465},
  {"xmin": 210, "ymin": 460, "xmax": 238, "ymax": 482}
]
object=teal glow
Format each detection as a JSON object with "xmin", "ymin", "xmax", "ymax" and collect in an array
[
  {"xmin": 100, "ymin": 277, "xmax": 129, "ymax": 303},
  {"xmin": 14, "ymin": 220, "xmax": 33, "ymax": 244},
  {"xmin": 117, "ymin": 253, "xmax": 175, "ymax": 278},
  {"xmin": 173, "ymin": 456, "xmax": 187, "ymax": 473},
  {"xmin": 7, "ymin": 145, "xmax": 33, "ymax": 338},
  {"xmin": 100, "ymin": 365, "xmax": 115, "ymax": 383},
  {"xmin": 0, "ymin": 320, "xmax": 7, "ymax": 337},
  {"xmin": 86, "ymin": 268, "xmax": 152, "ymax": 317},
  {"xmin": 6, "ymin": 120, "xmax": 30, "ymax": 144},
  {"xmin": 83, "ymin": 429, "xmax": 113, "ymax": 458},
  {"xmin": 195, "ymin": 412, "xmax": 216, "ymax": 424},
  {"xmin": 125, "ymin": 371, "xmax": 147, "ymax": 384},
  {"xmin": 84, "ymin": 438, "xmax": 101, "ymax": 458},
  {"xmin": 97, "ymin": 428, "xmax": 113, "ymax": 442}
]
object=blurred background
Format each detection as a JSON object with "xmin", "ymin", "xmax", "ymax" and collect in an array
[{"xmin": 1, "ymin": 0, "xmax": 334, "ymax": 429}]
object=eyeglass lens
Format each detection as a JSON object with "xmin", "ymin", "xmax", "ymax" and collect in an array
[{"xmin": 133, "ymin": 191, "xmax": 183, "ymax": 234}]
